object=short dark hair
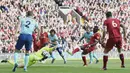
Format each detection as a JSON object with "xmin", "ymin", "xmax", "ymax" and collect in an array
[
  {"xmin": 106, "ymin": 11, "xmax": 112, "ymax": 18},
  {"xmin": 50, "ymin": 29, "xmax": 56, "ymax": 34},
  {"xmin": 93, "ymin": 26, "xmax": 99, "ymax": 33},
  {"xmin": 26, "ymin": 11, "xmax": 33, "ymax": 17}
]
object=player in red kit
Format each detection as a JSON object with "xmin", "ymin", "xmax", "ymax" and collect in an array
[
  {"xmin": 101, "ymin": 12, "xmax": 127, "ymax": 70},
  {"xmin": 40, "ymin": 26, "xmax": 49, "ymax": 47},
  {"xmin": 72, "ymin": 26, "xmax": 101, "ymax": 66},
  {"xmin": 39, "ymin": 26, "xmax": 49, "ymax": 62},
  {"xmin": 32, "ymin": 30, "xmax": 40, "ymax": 52}
]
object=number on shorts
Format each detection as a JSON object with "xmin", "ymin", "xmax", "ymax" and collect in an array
[
  {"xmin": 25, "ymin": 21, "xmax": 31, "ymax": 28},
  {"xmin": 112, "ymin": 21, "xmax": 117, "ymax": 27}
]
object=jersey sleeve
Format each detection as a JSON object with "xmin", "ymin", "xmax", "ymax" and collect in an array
[
  {"xmin": 90, "ymin": 32, "xmax": 94, "ymax": 36},
  {"xmin": 55, "ymin": 35, "xmax": 59, "ymax": 41},
  {"xmin": 18, "ymin": 16, "xmax": 23, "ymax": 22}
]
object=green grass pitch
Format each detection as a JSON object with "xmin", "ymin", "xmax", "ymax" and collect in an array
[{"xmin": 0, "ymin": 59, "xmax": 130, "ymax": 73}]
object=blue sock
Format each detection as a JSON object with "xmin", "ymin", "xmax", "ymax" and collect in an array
[
  {"xmin": 89, "ymin": 52, "xmax": 93, "ymax": 63},
  {"xmin": 24, "ymin": 54, "xmax": 29, "ymax": 69},
  {"xmin": 14, "ymin": 53, "xmax": 19, "ymax": 64},
  {"xmin": 93, "ymin": 53, "xmax": 98, "ymax": 60}
]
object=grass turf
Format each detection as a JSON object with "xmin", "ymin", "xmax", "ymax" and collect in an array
[{"xmin": 0, "ymin": 59, "xmax": 130, "ymax": 73}]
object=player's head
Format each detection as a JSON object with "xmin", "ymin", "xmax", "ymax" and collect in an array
[
  {"xmin": 106, "ymin": 11, "xmax": 112, "ymax": 18},
  {"xmin": 50, "ymin": 29, "xmax": 56, "ymax": 36},
  {"xmin": 26, "ymin": 11, "xmax": 33, "ymax": 17},
  {"xmin": 93, "ymin": 26, "xmax": 99, "ymax": 33}
]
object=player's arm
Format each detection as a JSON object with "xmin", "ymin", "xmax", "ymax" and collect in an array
[
  {"xmin": 120, "ymin": 24, "xmax": 127, "ymax": 42},
  {"xmin": 15, "ymin": 16, "xmax": 23, "ymax": 34},
  {"xmin": 102, "ymin": 25, "xmax": 107, "ymax": 42},
  {"xmin": 51, "ymin": 39, "xmax": 58, "ymax": 45},
  {"xmin": 35, "ymin": 22, "xmax": 40, "ymax": 40},
  {"xmin": 77, "ymin": 35, "xmax": 85, "ymax": 44},
  {"xmin": 50, "ymin": 35, "xmax": 59, "ymax": 45}
]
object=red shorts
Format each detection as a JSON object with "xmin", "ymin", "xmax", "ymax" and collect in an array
[
  {"xmin": 33, "ymin": 41, "xmax": 41, "ymax": 52},
  {"xmin": 82, "ymin": 44, "xmax": 95, "ymax": 54},
  {"xmin": 106, "ymin": 37, "xmax": 122, "ymax": 50}
]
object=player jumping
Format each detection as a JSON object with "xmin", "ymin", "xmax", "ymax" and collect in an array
[
  {"xmin": 77, "ymin": 25, "xmax": 99, "ymax": 64},
  {"xmin": 72, "ymin": 26, "xmax": 101, "ymax": 66}
]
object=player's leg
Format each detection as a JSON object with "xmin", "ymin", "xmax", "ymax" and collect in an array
[
  {"xmin": 72, "ymin": 46, "xmax": 81, "ymax": 55},
  {"xmin": 93, "ymin": 52, "xmax": 99, "ymax": 64},
  {"xmin": 102, "ymin": 39, "xmax": 114, "ymax": 70},
  {"xmin": 81, "ymin": 51, "xmax": 88, "ymax": 66},
  {"xmin": 116, "ymin": 38, "xmax": 125, "ymax": 68},
  {"xmin": 50, "ymin": 52, "xmax": 56, "ymax": 64},
  {"xmin": 24, "ymin": 50, "xmax": 30, "ymax": 71},
  {"xmin": 24, "ymin": 35, "xmax": 33, "ymax": 71},
  {"xmin": 8, "ymin": 60, "xmax": 24, "ymax": 68},
  {"xmin": 26, "ymin": 54, "xmax": 40, "ymax": 67},
  {"xmin": 57, "ymin": 47, "xmax": 66, "ymax": 64},
  {"xmin": 72, "ymin": 44, "xmax": 88, "ymax": 55},
  {"xmin": 89, "ymin": 52, "xmax": 93, "ymax": 64},
  {"xmin": 1, "ymin": 58, "xmax": 14, "ymax": 65},
  {"xmin": 28, "ymin": 61, "xmax": 36, "ymax": 67},
  {"xmin": 13, "ymin": 34, "xmax": 25, "ymax": 72},
  {"xmin": 1, "ymin": 58, "xmax": 25, "ymax": 68},
  {"xmin": 40, "ymin": 43, "xmax": 49, "ymax": 62},
  {"xmin": 83, "ymin": 47, "xmax": 95, "ymax": 65},
  {"xmin": 8, "ymin": 60, "xmax": 15, "ymax": 65}
]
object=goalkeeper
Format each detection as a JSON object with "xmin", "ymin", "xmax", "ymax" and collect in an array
[{"xmin": 1, "ymin": 45, "xmax": 56, "ymax": 68}]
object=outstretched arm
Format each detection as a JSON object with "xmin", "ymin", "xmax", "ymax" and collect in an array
[
  {"xmin": 120, "ymin": 24, "xmax": 127, "ymax": 42},
  {"xmin": 77, "ymin": 35, "xmax": 85, "ymax": 44},
  {"xmin": 102, "ymin": 25, "xmax": 107, "ymax": 41}
]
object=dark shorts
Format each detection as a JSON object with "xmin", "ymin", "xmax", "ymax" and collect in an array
[
  {"xmin": 106, "ymin": 37, "xmax": 122, "ymax": 50},
  {"xmin": 15, "ymin": 34, "xmax": 33, "ymax": 51},
  {"xmin": 56, "ymin": 47, "xmax": 63, "ymax": 55}
]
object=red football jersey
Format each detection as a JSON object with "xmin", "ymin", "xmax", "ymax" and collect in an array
[
  {"xmin": 104, "ymin": 18, "xmax": 121, "ymax": 38},
  {"xmin": 89, "ymin": 32, "xmax": 101, "ymax": 44},
  {"xmin": 32, "ymin": 33, "xmax": 39, "ymax": 52},
  {"xmin": 40, "ymin": 32, "xmax": 49, "ymax": 45}
]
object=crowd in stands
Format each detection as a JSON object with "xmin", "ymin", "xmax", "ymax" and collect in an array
[{"xmin": 0, "ymin": 0, "xmax": 130, "ymax": 53}]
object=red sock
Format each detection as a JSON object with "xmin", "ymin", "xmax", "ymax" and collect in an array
[
  {"xmin": 72, "ymin": 48, "xmax": 80, "ymax": 55},
  {"xmin": 103, "ymin": 56, "xmax": 108, "ymax": 68},
  {"xmin": 119, "ymin": 54, "xmax": 124, "ymax": 66},
  {"xmin": 82, "ymin": 56, "xmax": 87, "ymax": 65}
]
